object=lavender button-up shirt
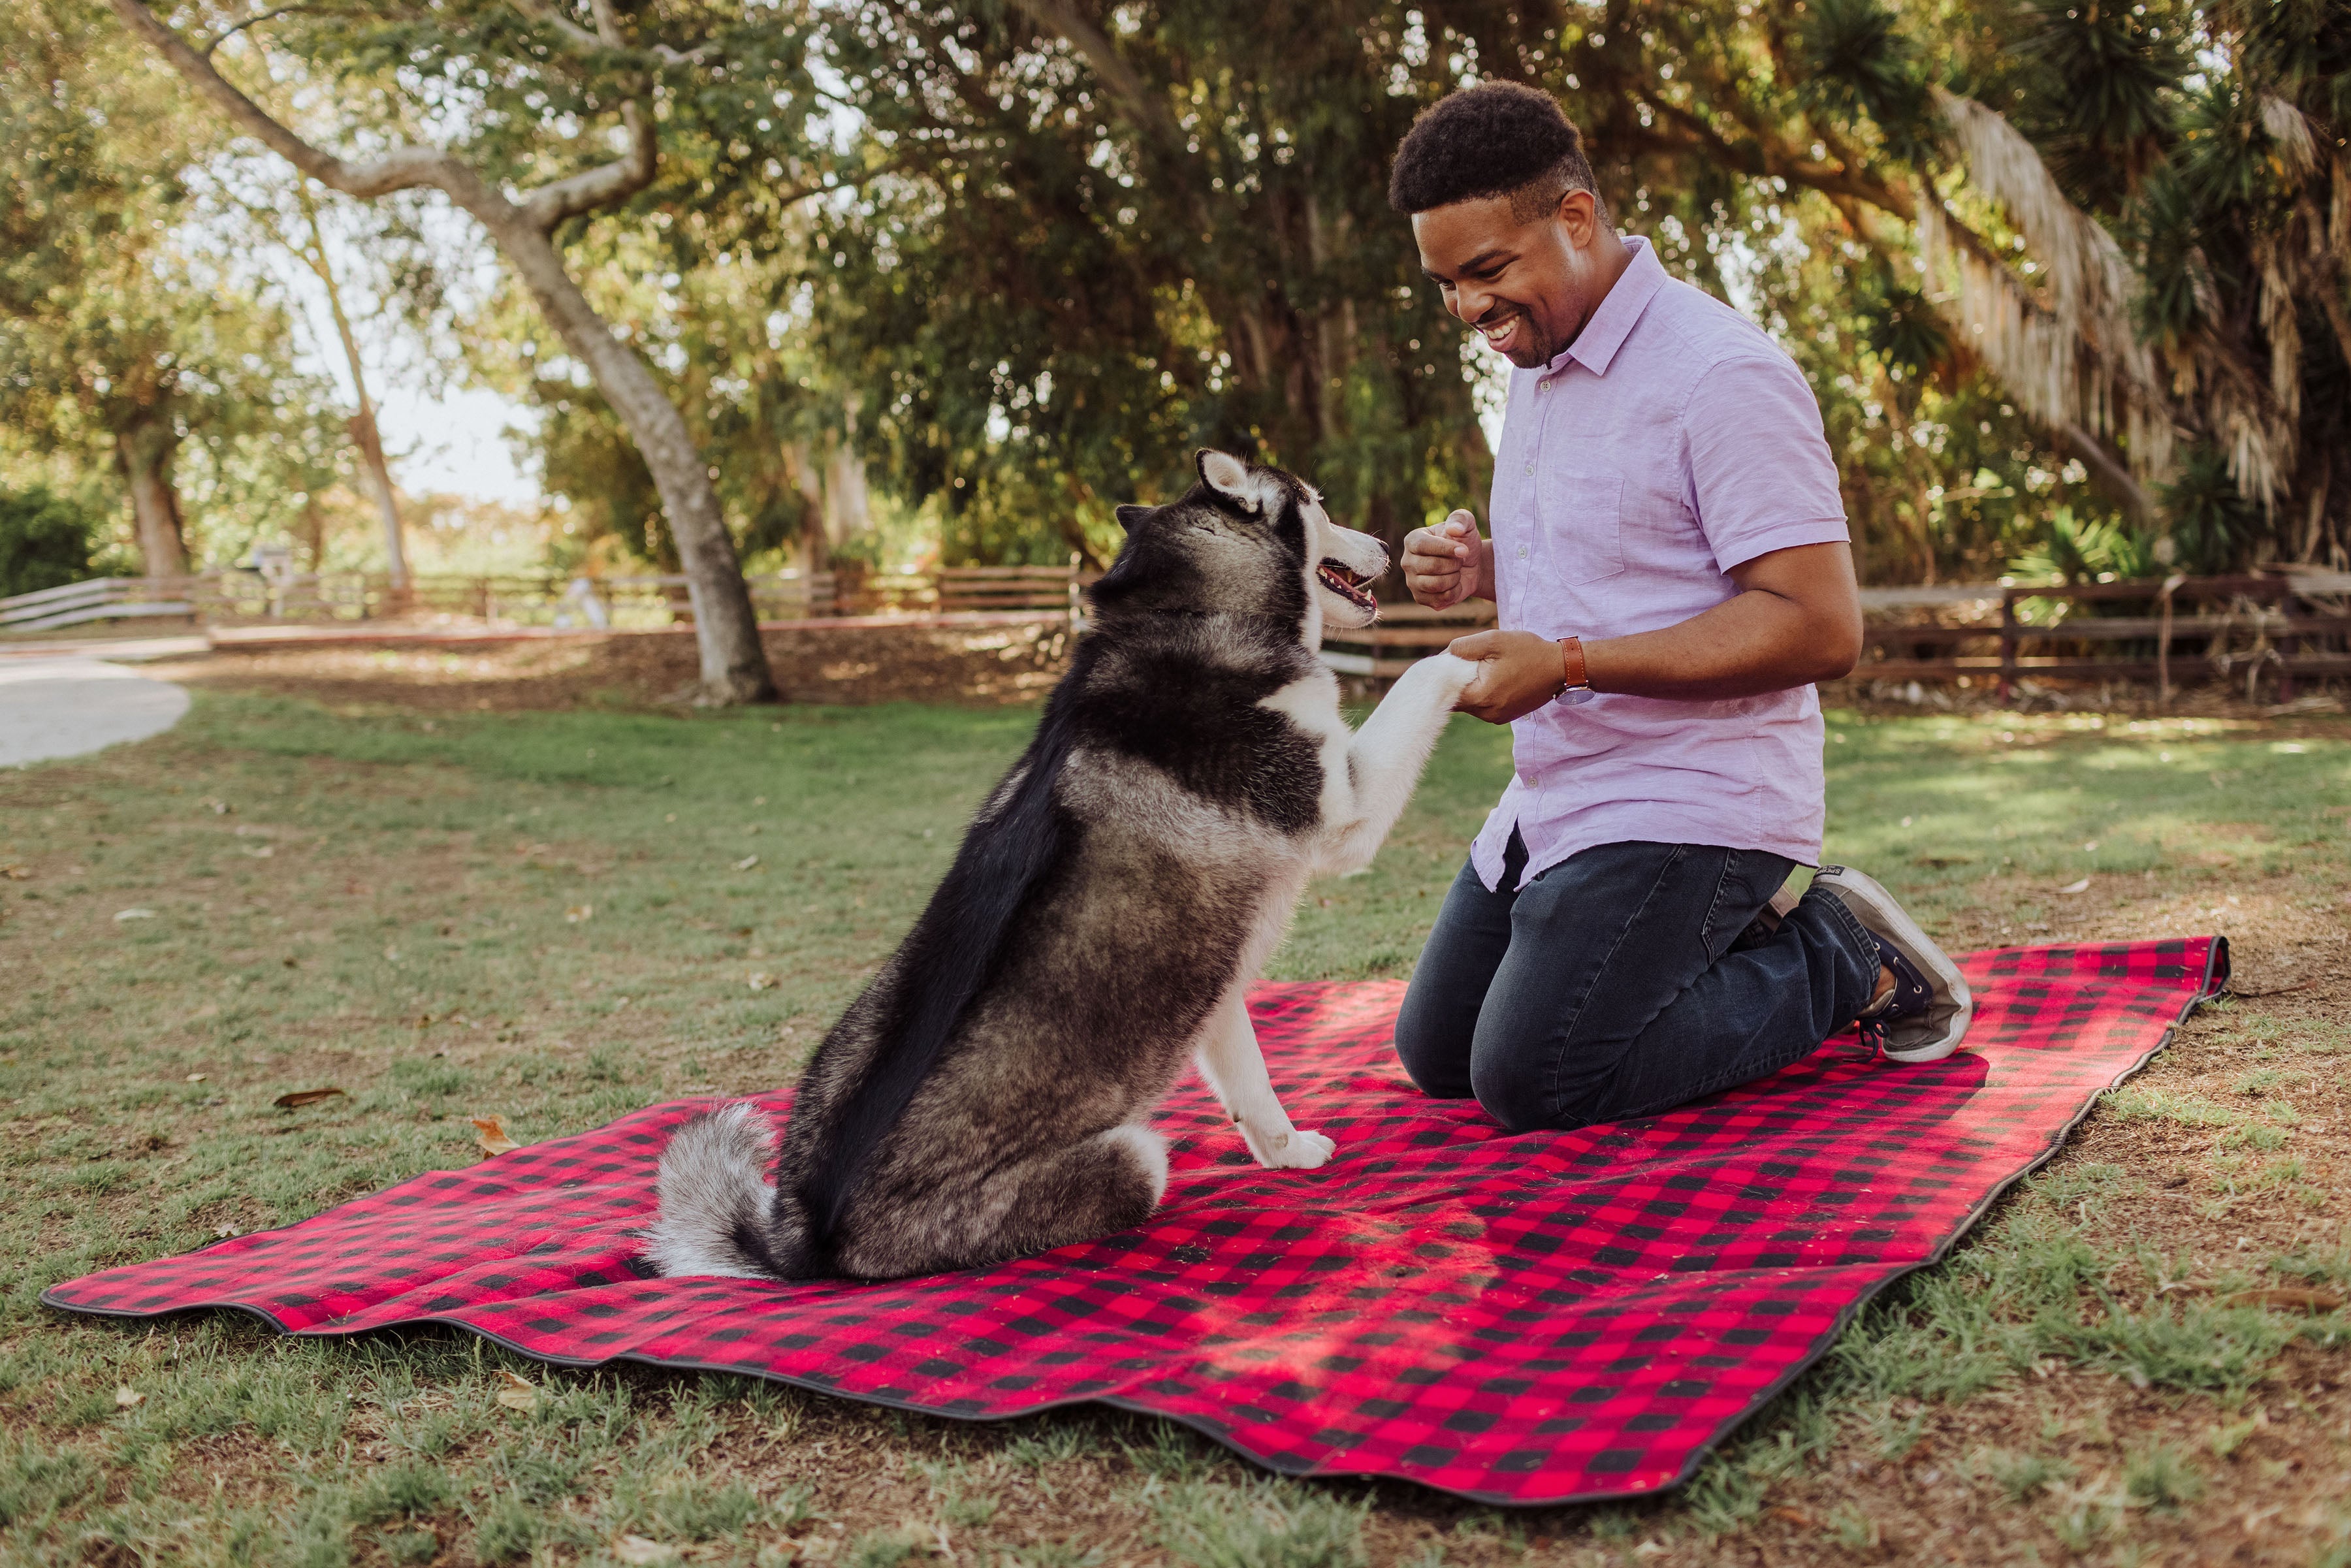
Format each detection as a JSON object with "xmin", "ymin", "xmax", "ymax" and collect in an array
[{"xmin": 1470, "ymin": 235, "xmax": 1851, "ymax": 892}]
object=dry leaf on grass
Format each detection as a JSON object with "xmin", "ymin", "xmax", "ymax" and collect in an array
[
  {"xmin": 2060, "ymin": 877, "xmax": 2092, "ymax": 893},
  {"xmin": 493, "ymin": 1369, "xmax": 539, "ymax": 1413},
  {"xmin": 1, "ymin": 865, "xmax": 29, "ymax": 880},
  {"xmin": 472, "ymin": 1115, "xmax": 520, "ymax": 1157},
  {"xmin": 212, "ymin": 1223, "xmax": 240, "ymax": 1239},
  {"xmin": 114, "ymin": 1386, "xmax": 142, "ymax": 1409},
  {"xmin": 748, "ymin": 972, "xmax": 776, "ymax": 991},
  {"xmin": 184, "ymin": 1073, "xmax": 206, "ymax": 1083},
  {"xmin": 733, "ymin": 854, "xmax": 761, "ymax": 872},
  {"xmin": 2222, "ymin": 1287, "xmax": 2345, "ymax": 1312},
  {"xmin": 113, "ymin": 909, "xmax": 155, "ymax": 923},
  {"xmin": 612, "ymin": 1536, "xmax": 677, "ymax": 1565},
  {"xmin": 565, "ymin": 904, "xmax": 594, "ymax": 923},
  {"xmin": 272, "ymin": 1087, "xmax": 347, "ymax": 1110}
]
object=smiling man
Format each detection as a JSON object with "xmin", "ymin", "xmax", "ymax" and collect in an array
[{"xmin": 1386, "ymin": 82, "xmax": 1973, "ymax": 1135}]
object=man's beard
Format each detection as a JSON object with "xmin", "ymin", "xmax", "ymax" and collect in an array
[{"xmin": 1475, "ymin": 306, "xmax": 1557, "ymax": 368}]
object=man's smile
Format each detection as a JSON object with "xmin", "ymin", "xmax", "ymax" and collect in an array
[{"xmin": 1476, "ymin": 308, "xmax": 1528, "ymax": 357}]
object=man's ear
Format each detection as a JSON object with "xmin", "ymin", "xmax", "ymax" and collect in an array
[
  {"xmin": 1558, "ymin": 184, "xmax": 1605, "ymax": 243},
  {"xmin": 1194, "ymin": 449, "xmax": 1256, "ymax": 512},
  {"xmin": 1113, "ymin": 504, "xmax": 1150, "ymax": 533}
]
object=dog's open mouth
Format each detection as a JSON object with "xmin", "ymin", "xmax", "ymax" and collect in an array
[{"xmin": 1316, "ymin": 560, "xmax": 1379, "ymax": 613}]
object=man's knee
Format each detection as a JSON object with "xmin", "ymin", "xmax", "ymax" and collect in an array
[
  {"xmin": 1393, "ymin": 1002, "xmax": 1475, "ymax": 1099},
  {"xmin": 1468, "ymin": 1051, "xmax": 1610, "ymax": 1134},
  {"xmin": 1469, "ymin": 1053, "xmax": 1558, "ymax": 1133}
]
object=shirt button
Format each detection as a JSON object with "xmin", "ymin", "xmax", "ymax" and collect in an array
[
  {"xmin": 1516, "ymin": 544, "xmax": 1528, "ymax": 560},
  {"xmin": 1522, "ymin": 462, "xmax": 1534, "ymax": 475}
]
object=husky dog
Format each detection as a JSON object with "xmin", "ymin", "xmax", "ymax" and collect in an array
[{"xmin": 646, "ymin": 450, "xmax": 1478, "ymax": 1281}]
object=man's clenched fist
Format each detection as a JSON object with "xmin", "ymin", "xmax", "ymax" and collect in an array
[{"xmin": 1402, "ymin": 509, "xmax": 1490, "ymax": 609}]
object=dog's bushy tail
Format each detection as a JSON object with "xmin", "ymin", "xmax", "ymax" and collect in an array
[{"xmin": 643, "ymin": 1103, "xmax": 807, "ymax": 1280}]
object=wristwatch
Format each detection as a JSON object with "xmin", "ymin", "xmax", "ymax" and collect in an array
[{"xmin": 1556, "ymin": 636, "xmax": 1595, "ymax": 706}]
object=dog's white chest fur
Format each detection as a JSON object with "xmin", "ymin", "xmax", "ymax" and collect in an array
[{"xmin": 1258, "ymin": 666, "xmax": 1357, "ymax": 830}]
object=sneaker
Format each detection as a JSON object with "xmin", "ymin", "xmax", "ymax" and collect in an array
[{"xmin": 1812, "ymin": 866, "xmax": 1974, "ymax": 1063}]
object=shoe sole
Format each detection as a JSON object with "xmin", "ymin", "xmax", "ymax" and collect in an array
[{"xmin": 1817, "ymin": 866, "xmax": 1974, "ymax": 1063}]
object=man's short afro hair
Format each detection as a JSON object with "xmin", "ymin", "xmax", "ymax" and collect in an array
[{"xmin": 1388, "ymin": 82, "xmax": 1603, "ymax": 221}]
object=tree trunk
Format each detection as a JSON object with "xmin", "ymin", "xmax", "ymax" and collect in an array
[
  {"xmin": 824, "ymin": 441, "xmax": 871, "ymax": 548},
  {"xmin": 471, "ymin": 213, "xmax": 774, "ymax": 701},
  {"xmin": 115, "ymin": 417, "xmax": 186, "ymax": 579},
  {"xmin": 302, "ymin": 191, "xmax": 411, "ymax": 590},
  {"xmin": 784, "ymin": 440, "xmax": 827, "ymax": 572}
]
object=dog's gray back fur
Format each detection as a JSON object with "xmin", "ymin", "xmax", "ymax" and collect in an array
[{"xmin": 645, "ymin": 455, "xmax": 1357, "ymax": 1281}]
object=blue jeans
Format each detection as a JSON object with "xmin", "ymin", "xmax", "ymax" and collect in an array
[{"xmin": 1394, "ymin": 831, "xmax": 1883, "ymax": 1132}]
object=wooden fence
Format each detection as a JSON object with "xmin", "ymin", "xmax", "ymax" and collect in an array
[
  {"xmin": 11, "ymin": 565, "xmax": 2350, "ymax": 697},
  {"xmin": 0, "ymin": 564, "xmax": 1085, "ymax": 635},
  {"xmin": 1855, "ymin": 572, "xmax": 2351, "ymax": 699}
]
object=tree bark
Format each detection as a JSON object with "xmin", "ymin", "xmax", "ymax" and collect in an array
[
  {"xmin": 299, "ymin": 188, "xmax": 409, "ymax": 590},
  {"xmin": 114, "ymin": 417, "xmax": 186, "ymax": 579},
  {"xmin": 108, "ymin": 0, "xmax": 775, "ymax": 703}
]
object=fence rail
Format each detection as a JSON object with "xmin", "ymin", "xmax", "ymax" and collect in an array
[
  {"xmin": 0, "ymin": 565, "xmax": 1087, "ymax": 635},
  {"xmin": 1855, "ymin": 572, "xmax": 2351, "ymax": 698},
  {"xmin": 10, "ymin": 566, "xmax": 2350, "ymax": 697}
]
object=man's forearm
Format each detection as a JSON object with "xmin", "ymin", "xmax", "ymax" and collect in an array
[
  {"xmin": 1446, "ymin": 541, "xmax": 1863, "ymax": 723},
  {"xmin": 1584, "ymin": 586, "xmax": 1857, "ymax": 699}
]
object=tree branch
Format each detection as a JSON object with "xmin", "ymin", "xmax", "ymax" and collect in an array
[
  {"xmin": 518, "ymin": 99, "xmax": 657, "ymax": 231},
  {"xmin": 108, "ymin": 0, "xmax": 456, "ymax": 199},
  {"xmin": 2061, "ymin": 423, "xmax": 2156, "ymax": 520},
  {"xmin": 199, "ymin": 2, "xmax": 316, "ymax": 57},
  {"xmin": 1003, "ymin": 0, "xmax": 1180, "ymax": 152},
  {"xmin": 507, "ymin": 0, "xmax": 717, "ymax": 68},
  {"xmin": 507, "ymin": 0, "xmax": 603, "ymax": 55}
]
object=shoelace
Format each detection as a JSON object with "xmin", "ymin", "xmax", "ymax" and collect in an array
[
  {"xmin": 1857, "ymin": 1012, "xmax": 1889, "ymax": 1059},
  {"xmin": 1855, "ymin": 943, "xmax": 1930, "ymax": 1058}
]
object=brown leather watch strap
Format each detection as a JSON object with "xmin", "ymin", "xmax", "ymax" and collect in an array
[{"xmin": 1559, "ymin": 635, "xmax": 1589, "ymax": 694}]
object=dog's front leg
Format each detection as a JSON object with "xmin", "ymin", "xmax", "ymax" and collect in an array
[
  {"xmin": 1196, "ymin": 993, "xmax": 1335, "ymax": 1170},
  {"xmin": 1314, "ymin": 651, "xmax": 1479, "ymax": 877}
]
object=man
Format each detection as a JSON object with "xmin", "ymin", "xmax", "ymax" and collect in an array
[{"xmin": 1387, "ymin": 82, "xmax": 1972, "ymax": 1134}]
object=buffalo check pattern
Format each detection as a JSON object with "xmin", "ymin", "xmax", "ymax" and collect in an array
[{"xmin": 45, "ymin": 937, "xmax": 2226, "ymax": 1505}]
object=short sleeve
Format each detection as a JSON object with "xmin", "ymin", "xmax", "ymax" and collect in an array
[{"xmin": 1683, "ymin": 353, "xmax": 1849, "ymax": 573}]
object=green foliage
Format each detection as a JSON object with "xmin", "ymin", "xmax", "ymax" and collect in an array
[
  {"xmin": 0, "ymin": 0, "xmax": 334, "ymax": 573},
  {"xmin": 2008, "ymin": 506, "xmax": 2154, "ymax": 584},
  {"xmin": 2159, "ymin": 447, "xmax": 2261, "ymax": 577},
  {"xmin": 0, "ymin": 487, "xmax": 111, "ymax": 598}
]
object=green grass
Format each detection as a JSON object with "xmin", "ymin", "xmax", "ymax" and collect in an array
[{"xmin": 3, "ymin": 693, "xmax": 2350, "ymax": 1564}]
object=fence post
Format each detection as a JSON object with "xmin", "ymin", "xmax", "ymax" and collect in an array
[
  {"xmin": 1997, "ymin": 590, "xmax": 2017, "ymax": 702},
  {"xmin": 2273, "ymin": 579, "xmax": 2297, "ymax": 703}
]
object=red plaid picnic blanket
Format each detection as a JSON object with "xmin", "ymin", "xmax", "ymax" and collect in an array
[{"xmin": 44, "ymin": 937, "xmax": 2224, "ymax": 1505}]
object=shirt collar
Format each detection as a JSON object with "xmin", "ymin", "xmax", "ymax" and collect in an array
[{"xmin": 1543, "ymin": 234, "xmax": 1665, "ymax": 379}]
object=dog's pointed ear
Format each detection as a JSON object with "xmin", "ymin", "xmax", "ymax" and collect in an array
[
  {"xmin": 1113, "ymin": 504, "xmax": 1150, "ymax": 534},
  {"xmin": 1194, "ymin": 448, "xmax": 1257, "ymax": 513}
]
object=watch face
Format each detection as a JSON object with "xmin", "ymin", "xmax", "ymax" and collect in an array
[{"xmin": 1555, "ymin": 687, "xmax": 1597, "ymax": 707}]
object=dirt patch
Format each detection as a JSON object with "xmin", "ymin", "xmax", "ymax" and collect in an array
[{"xmin": 142, "ymin": 621, "xmax": 1072, "ymax": 711}]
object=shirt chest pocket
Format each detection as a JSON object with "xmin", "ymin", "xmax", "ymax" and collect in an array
[{"xmin": 1531, "ymin": 441, "xmax": 1625, "ymax": 586}]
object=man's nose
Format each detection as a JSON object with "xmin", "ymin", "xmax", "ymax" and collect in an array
[{"xmin": 1449, "ymin": 283, "xmax": 1488, "ymax": 324}]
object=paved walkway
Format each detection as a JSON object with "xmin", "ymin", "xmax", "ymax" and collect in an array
[{"xmin": 0, "ymin": 654, "xmax": 192, "ymax": 767}]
